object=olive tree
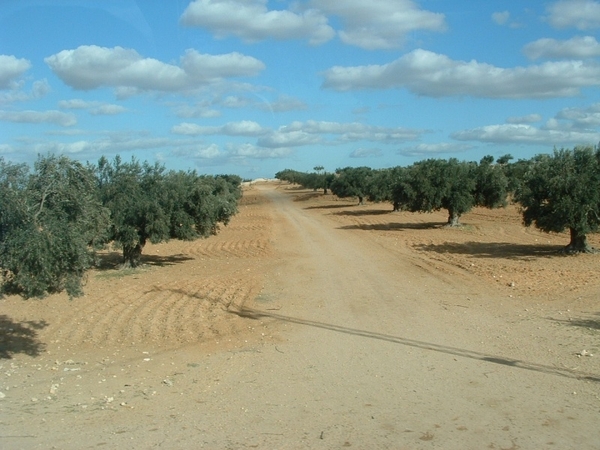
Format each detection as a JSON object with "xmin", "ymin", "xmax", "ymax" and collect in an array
[
  {"xmin": 397, "ymin": 158, "xmax": 475, "ymax": 226},
  {"xmin": 515, "ymin": 146, "xmax": 600, "ymax": 252},
  {"xmin": 95, "ymin": 156, "xmax": 241, "ymax": 267},
  {"xmin": 0, "ymin": 155, "xmax": 108, "ymax": 298},
  {"xmin": 329, "ymin": 167, "xmax": 374, "ymax": 205}
]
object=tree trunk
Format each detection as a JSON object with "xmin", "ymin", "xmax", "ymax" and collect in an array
[
  {"xmin": 393, "ymin": 200, "xmax": 400, "ymax": 212},
  {"xmin": 446, "ymin": 209, "xmax": 461, "ymax": 227},
  {"xmin": 564, "ymin": 228, "xmax": 593, "ymax": 253},
  {"xmin": 323, "ymin": 187, "xmax": 328, "ymax": 195},
  {"xmin": 358, "ymin": 196, "xmax": 364, "ymax": 205},
  {"xmin": 122, "ymin": 242, "xmax": 144, "ymax": 268}
]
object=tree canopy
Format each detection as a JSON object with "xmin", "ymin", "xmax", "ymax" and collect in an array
[
  {"xmin": 0, "ymin": 154, "xmax": 243, "ymax": 298},
  {"xmin": 516, "ymin": 146, "xmax": 600, "ymax": 252}
]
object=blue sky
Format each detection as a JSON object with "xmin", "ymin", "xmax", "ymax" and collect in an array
[{"xmin": 1, "ymin": 0, "xmax": 600, "ymax": 179}]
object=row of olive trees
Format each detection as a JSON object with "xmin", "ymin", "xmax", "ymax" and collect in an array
[
  {"xmin": 0, "ymin": 154, "xmax": 242, "ymax": 298},
  {"xmin": 276, "ymin": 146, "xmax": 600, "ymax": 253}
]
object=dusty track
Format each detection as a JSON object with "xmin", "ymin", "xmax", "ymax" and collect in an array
[{"xmin": 1, "ymin": 182, "xmax": 599, "ymax": 449}]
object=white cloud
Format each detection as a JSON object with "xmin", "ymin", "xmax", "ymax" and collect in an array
[
  {"xmin": 524, "ymin": 36, "xmax": 600, "ymax": 59},
  {"xmin": 226, "ymin": 143, "xmax": 293, "ymax": 158},
  {"xmin": 173, "ymin": 103, "xmax": 222, "ymax": 118},
  {"xmin": 263, "ymin": 95, "xmax": 307, "ymax": 112},
  {"xmin": 90, "ymin": 104, "xmax": 127, "ymax": 115},
  {"xmin": 492, "ymin": 11, "xmax": 510, "ymax": 25},
  {"xmin": 546, "ymin": 0, "xmax": 600, "ymax": 30},
  {"xmin": 397, "ymin": 142, "xmax": 471, "ymax": 157},
  {"xmin": 45, "ymin": 45, "xmax": 265, "ymax": 93},
  {"xmin": 313, "ymin": 0, "xmax": 446, "ymax": 49},
  {"xmin": 59, "ymin": 99, "xmax": 91, "ymax": 109},
  {"xmin": 349, "ymin": 148, "xmax": 383, "ymax": 158},
  {"xmin": 452, "ymin": 124, "xmax": 600, "ymax": 146},
  {"xmin": 0, "ymin": 79, "xmax": 50, "ymax": 104},
  {"xmin": 321, "ymin": 48, "xmax": 600, "ymax": 98},
  {"xmin": 172, "ymin": 144, "xmax": 224, "ymax": 159},
  {"xmin": 258, "ymin": 130, "xmax": 321, "ymax": 148},
  {"xmin": 282, "ymin": 120, "xmax": 425, "ymax": 142},
  {"xmin": 0, "ymin": 110, "xmax": 76, "ymax": 126},
  {"xmin": 0, "ymin": 55, "xmax": 31, "ymax": 89},
  {"xmin": 180, "ymin": 0, "xmax": 335, "ymax": 45},
  {"xmin": 555, "ymin": 103, "xmax": 600, "ymax": 128},
  {"xmin": 59, "ymin": 99, "xmax": 127, "ymax": 115},
  {"xmin": 506, "ymin": 114, "xmax": 543, "ymax": 124},
  {"xmin": 171, "ymin": 120, "xmax": 266, "ymax": 136}
]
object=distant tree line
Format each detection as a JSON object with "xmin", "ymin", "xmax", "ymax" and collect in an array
[
  {"xmin": 0, "ymin": 154, "xmax": 242, "ymax": 298},
  {"xmin": 276, "ymin": 145, "xmax": 600, "ymax": 254}
]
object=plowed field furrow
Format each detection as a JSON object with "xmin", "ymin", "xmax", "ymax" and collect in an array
[{"xmin": 183, "ymin": 238, "xmax": 270, "ymax": 258}]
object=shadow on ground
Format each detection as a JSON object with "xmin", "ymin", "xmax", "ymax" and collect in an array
[
  {"xmin": 415, "ymin": 241, "xmax": 564, "ymax": 259},
  {"xmin": 339, "ymin": 222, "xmax": 442, "ymax": 231},
  {"xmin": 332, "ymin": 209, "xmax": 393, "ymax": 216},
  {"xmin": 95, "ymin": 251, "xmax": 194, "ymax": 270},
  {"xmin": 230, "ymin": 307, "xmax": 600, "ymax": 383},
  {"xmin": 0, "ymin": 315, "xmax": 47, "ymax": 359},
  {"xmin": 551, "ymin": 312, "xmax": 600, "ymax": 332}
]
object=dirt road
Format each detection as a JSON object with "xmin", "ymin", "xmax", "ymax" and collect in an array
[{"xmin": 1, "ymin": 183, "xmax": 599, "ymax": 449}]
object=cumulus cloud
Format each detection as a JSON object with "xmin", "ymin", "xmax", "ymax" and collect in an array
[
  {"xmin": 171, "ymin": 120, "xmax": 267, "ymax": 136},
  {"xmin": 321, "ymin": 48, "xmax": 600, "ymax": 98},
  {"xmin": 0, "ymin": 110, "xmax": 76, "ymax": 126},
  {"xmin": 0, "ymin": 55, "xmax": 31, "ymax": 89},
  {"xmin": 397, "ymin": 142, "xmax": 471, "ymax": 157},
  {"xmin": 546, "ymin": 0, "xmax": 600, "ymax": 30},
  {"xmin": 180, "ymin": 0, "xmax": 335, "ymax": 45},
  {"xmin": 349, "ymin": 148, "xmax": 383, "ymax": 158},
  {"xmin": 555, "ymin": 103, "xmax": 600, "ymax": 128},
  {"xmin": 523, "ymin": 36, "xmax": 600, "ymax": 59},
  {"xmin": 313, "ymin": 0, "xmax": 446, "ymax": 49},
  {"xmin": 45, "ymin": 45, "xmax": 265, "ymax": 93},
  {"xmin": 452, "ymin": 124, "xmax": 600, "ymax": 146}
]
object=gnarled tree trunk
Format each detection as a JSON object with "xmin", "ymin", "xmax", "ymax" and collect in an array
[
  {"xmin": 564, "ymin": 228, "xmax": 593, "ymax": 253},
  {"xmin": 122, "ymin": 241, "xmax": 144, "ymax": 268},
  {"xmin": 446, "ymin": 209, "xmax": 461, "ymax": 227}
]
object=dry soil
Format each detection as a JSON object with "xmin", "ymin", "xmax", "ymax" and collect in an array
[{"xmin": 1, "ymin": 181, "xmax": 599, "ymax": 449}]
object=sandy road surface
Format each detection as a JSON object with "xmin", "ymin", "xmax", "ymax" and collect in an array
[{"xmin": 1, "ymin": 183, "xmax": 600, "ymax": 449}]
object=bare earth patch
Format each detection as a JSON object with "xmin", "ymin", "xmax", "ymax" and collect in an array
[{"xmin": 1, "ymin": 182, "xmax": 599, "ymax": 449}]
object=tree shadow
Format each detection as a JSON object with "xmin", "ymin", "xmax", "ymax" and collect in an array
[
  {"xmin": 339, "ymin": 222, "xmax": 443, "ymax": 231},
  {"xmin": 414, "ymin": 241, "xmax": 563, "ymax": 260},
  {"xmin": 229, "ymin": 307, "xmax": 600, "ymax": 383},
  {"xmin": 94, "ymin": 251, "xmax": 194, "ymax": 270},
  {"xmin": 0, "ymin": 315, "xmax": 47, "ymax": 359},
  {"xmin": 304, "ymin": 204, "xmax": 352, "ymax": 210},
  {"xmin": 332, "ymin": 209, "xmax": 393, "ymax": 216},
  {"xmin": 550, "ymin": 312, "xmax": 600, "ymax": 331}
]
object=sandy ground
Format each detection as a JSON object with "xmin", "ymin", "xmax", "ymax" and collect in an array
[{"xmin": 1, "ymin": 181, "xmax": 600, "ymax": 449}]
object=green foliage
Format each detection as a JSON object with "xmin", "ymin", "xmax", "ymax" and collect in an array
[
  {"xmin": 95, "ymin": 156, "xmax": 241, "ymax": 267},
  {"xmin": 515, "ymin": 146, "xmax": 600, "ymax": 251},
  {"xmin": 473, "ymin": 156, "xmax": 509, "ymax": 209},
  {"xmin": 329, "ymin": 167, "xmax": 374, "ymax": 204},
  {"xmin": 275, "ymin": 168, "xmax": 332, "ymax": 194},
  {"xmin": 0, "ymin": 155, "xmax": 108, "ymax": 298},
  {"xmin": 396, "ymin": 158, "xmax": 475, "ymax": 225}
]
